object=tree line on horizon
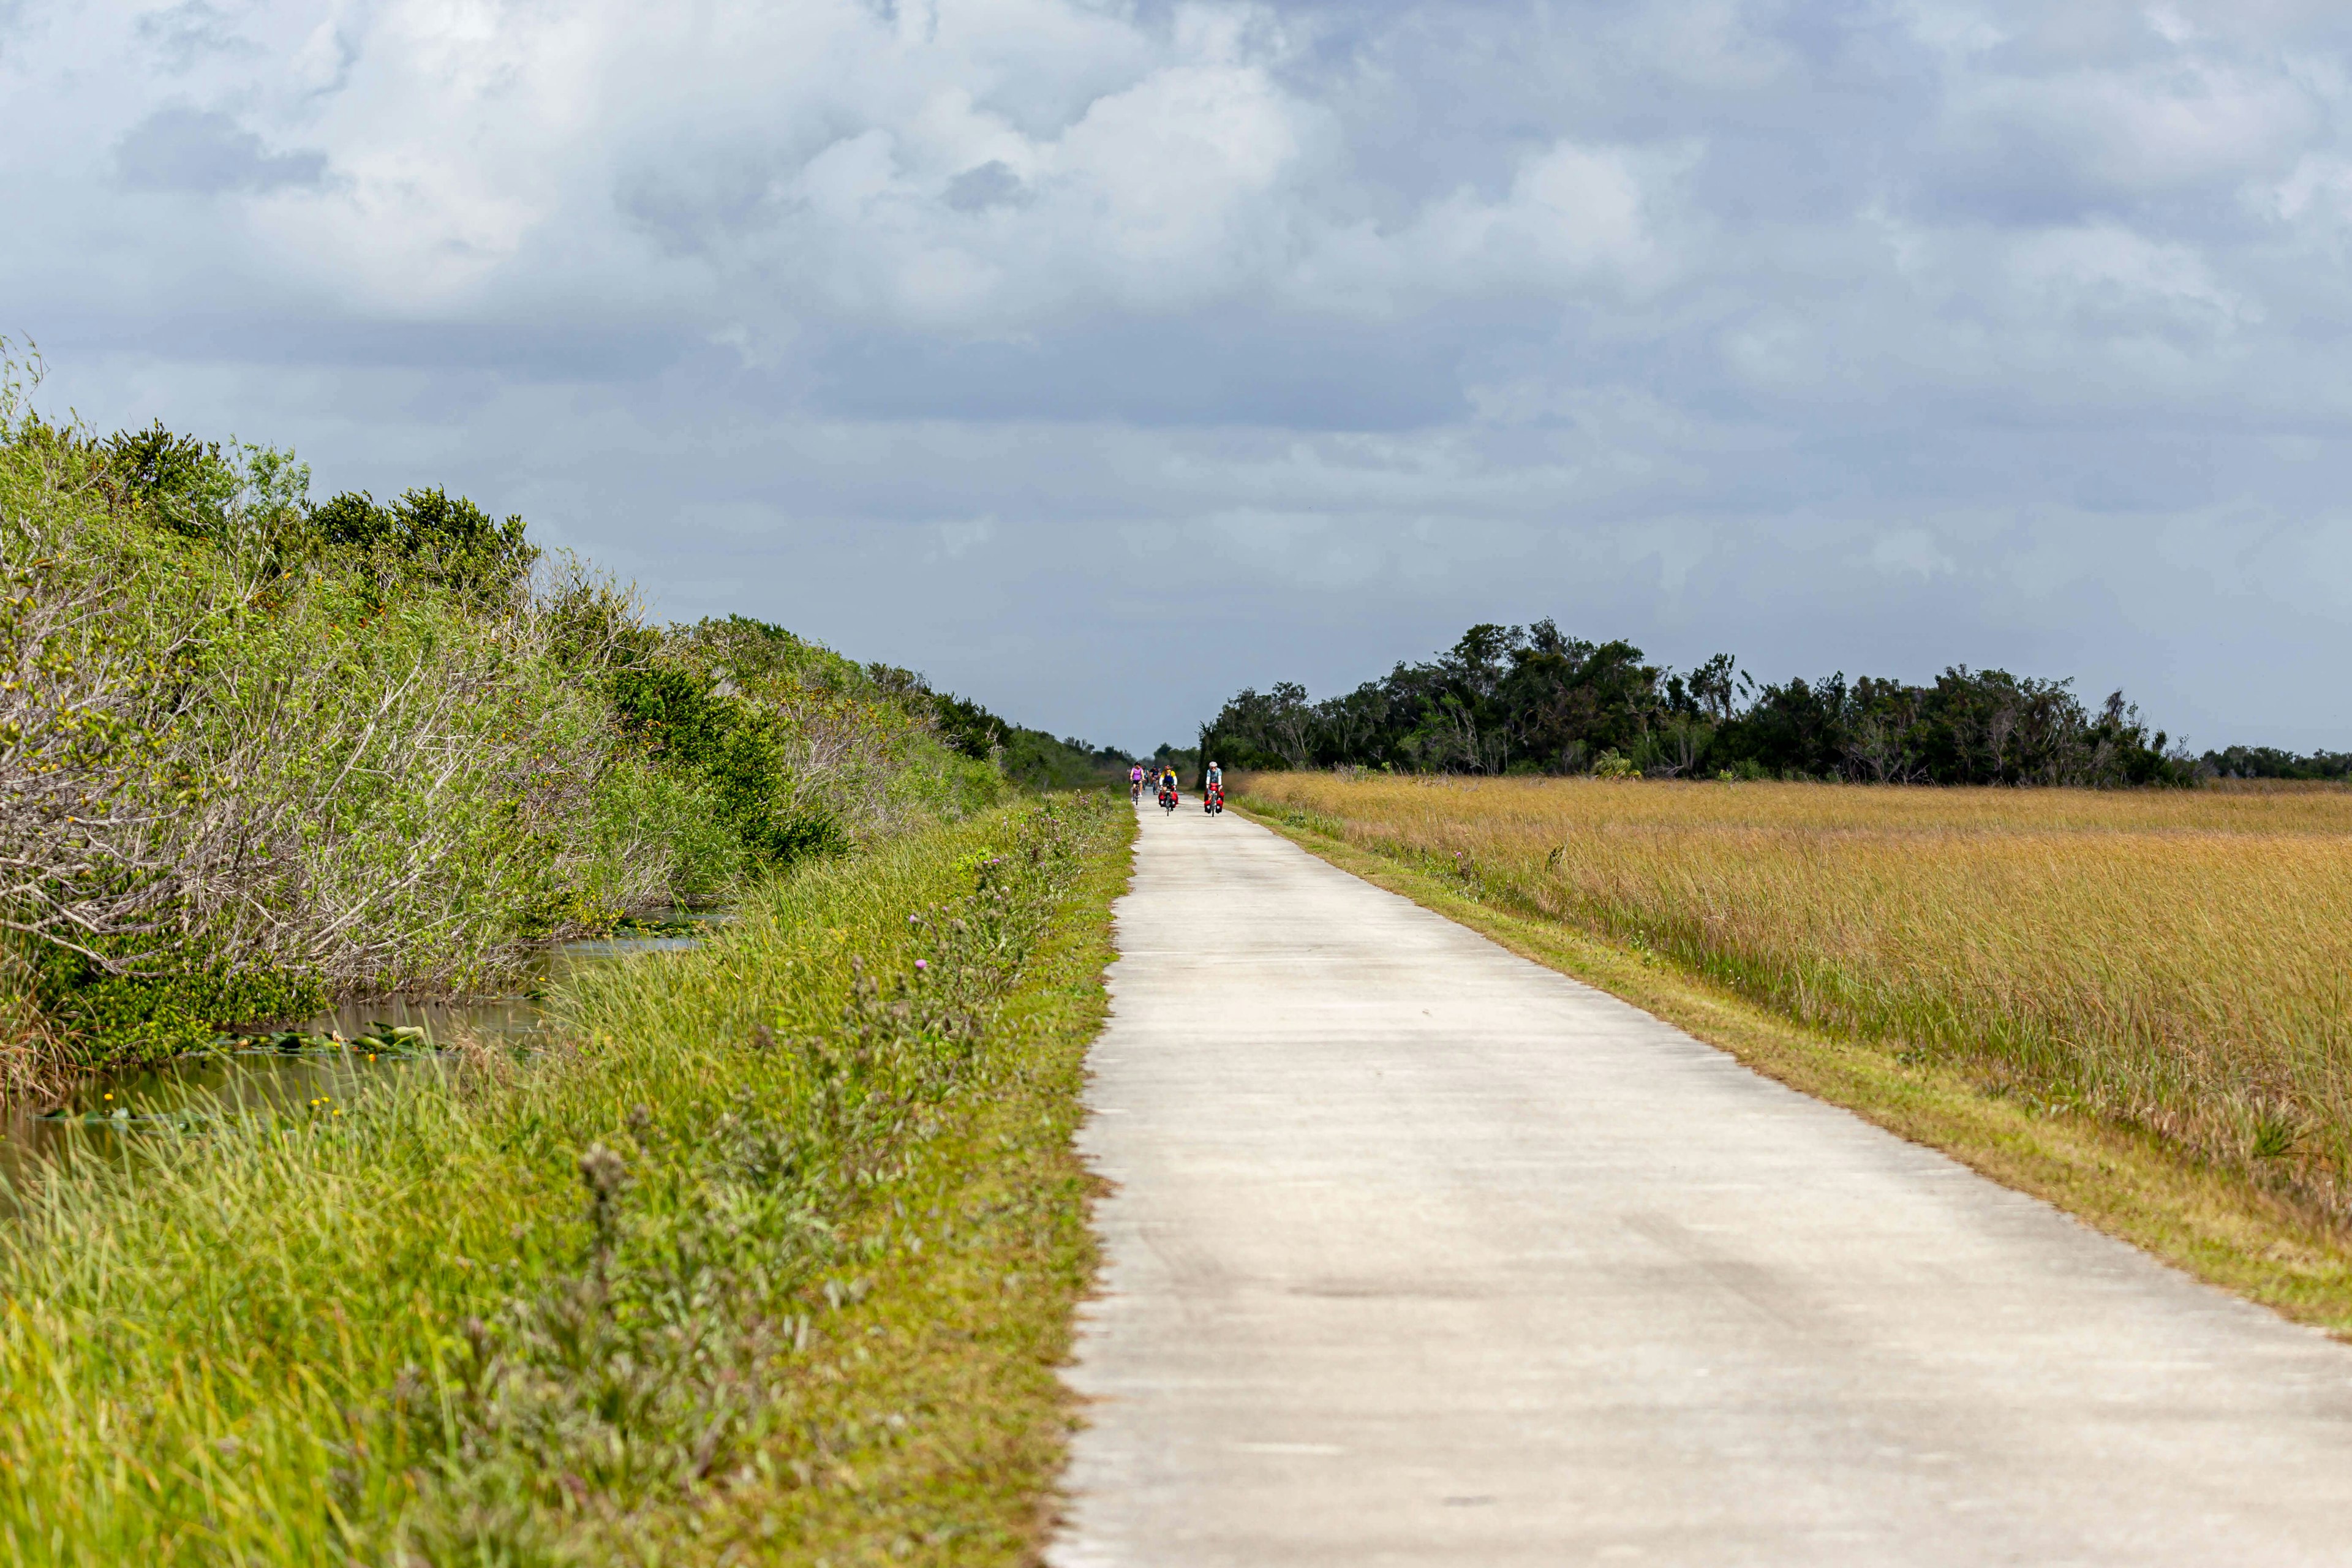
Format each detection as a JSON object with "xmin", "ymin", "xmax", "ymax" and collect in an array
[
  {"xmin": 908, "ymin": 682, "xmax": 1139, "ymax": 788},
  {"xmin": 1195, "ymin": 620, "xmax": 2350, "ymax": 787}
]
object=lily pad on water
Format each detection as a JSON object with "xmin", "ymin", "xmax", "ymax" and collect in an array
[
  {"xmin": 262, "ymin": 1030, "xmax": 341, "ymax": 1054},
  {"xmin": 352, "ymin": 1023, "xmax": 433, "ymax": 1054},
  {"xmin": 216, "ymin": 1023, "xmax": 436, "ymax": 1056},
  {"xmin": 37, "ymin": 1107, "xmax": 207, "ymax": 1129}
]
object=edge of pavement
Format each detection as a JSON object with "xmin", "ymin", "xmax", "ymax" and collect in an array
[{"xmin": 1232, "ymin": 795, "xmax": 2352, "ymax": 1343}]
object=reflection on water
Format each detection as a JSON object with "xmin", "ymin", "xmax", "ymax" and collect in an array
[
  {"xmin": 0, "ymin": 912, "xmax": 725, "ymax": 1197},
  {"xmin": 0, "ymin": 1049, "xmax": 446, "ymax": 1199},
  {"xmin": 291, "ymin": 922, "xmax": 711, "ymax": 1049}
]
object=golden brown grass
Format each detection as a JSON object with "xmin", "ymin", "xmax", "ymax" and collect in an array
[{"xmin": 1241, "ymin": 773, "xmax": 2352, "ymax": 1234}]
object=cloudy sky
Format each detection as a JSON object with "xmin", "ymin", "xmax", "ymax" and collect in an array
[{"xmin": 6, "ymin": 0, "xmax": 2349, "ymax": 752}]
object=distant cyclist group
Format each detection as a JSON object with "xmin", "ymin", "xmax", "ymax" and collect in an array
[{"xmin": 1129, "ymin": 760, "xmax": 1225, "ymax": 816}]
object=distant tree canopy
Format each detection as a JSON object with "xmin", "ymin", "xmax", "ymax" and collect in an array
[
  {"xmin": 1196, "ymin": 620, "xmax": 2234, "ymax": 787},
  {"xmin": 2202, "ymin": 746, "xmax": 2352, "ymax": 781},
  {"xmin": 859, "ymin": 664, "xmax": 1135, "ymax": 790}
]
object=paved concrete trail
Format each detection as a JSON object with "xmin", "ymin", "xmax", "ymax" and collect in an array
[{"xmin": 1050, "ymin": 802, "xmax": 2352, "ymax": 1567}]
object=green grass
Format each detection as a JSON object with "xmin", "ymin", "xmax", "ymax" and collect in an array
[
  {"xmin": 0, "ymin": 794, "xmax": 1129, "ymax": 1564},
  {"xmin": 655, "ymin": 799, "xmax": 1130, "ymax": 1564}
]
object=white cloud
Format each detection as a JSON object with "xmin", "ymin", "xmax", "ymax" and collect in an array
[
  {"xmin": 1870, "ymin": 529, "xmax": 1959, "ymax": 581},
  {"xmin": 2005, "ymin": 224, "xmax": 2255, "ymax": 334},
  {"xmin": 1400, "ymin": 141, "xmax": 1681, "ymax": 290},
  {"xmin": 9, "ymin": 0, "xmax": 2352, "ymax": 749},
  {"xmin": 929, "ymin": 515, "xmax": 997, "ymax": 560},
  {"xmin": 1940, "ymin": 59, "xmax": 2315, "ymax": 197}
]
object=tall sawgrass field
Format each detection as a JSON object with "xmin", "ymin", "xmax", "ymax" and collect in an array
[
  {"xmin": 1242, "ymin": 772, "xmax": 2352, "ymax": 1226},
  {"xmin": 0, "ymin": 795, "xmax": 1120, "ymax": 1566}
]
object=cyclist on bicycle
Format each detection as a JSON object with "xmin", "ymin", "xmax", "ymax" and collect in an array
[{"xmin": 1129, "ymin": 763, "xmax": 1146, "ymax": 801}]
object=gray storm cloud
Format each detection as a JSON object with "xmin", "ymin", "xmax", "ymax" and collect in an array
[
  {"xmin": 115, "ymin": 106, "xmax": 328, "ymax": 194},
  {"xmin": 3, "ymin": 0, "xmax": 2348, "ymax": 751}
]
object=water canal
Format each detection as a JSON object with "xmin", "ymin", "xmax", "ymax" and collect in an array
[{"xmin": 0, "ymin": 912, "xmax": 727, "ymax": 1192}]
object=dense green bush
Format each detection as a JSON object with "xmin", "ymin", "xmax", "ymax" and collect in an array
[
  {"xmin": 0, "ymin": 358, "xmax": 1007, "ymax": 1072},
  {"xmin": 308, "ymin": 486, "xmax": 540, "ymax": 603},
  {"xmin": 608, "ymin": 663, "xmax": 848, "ymax": 870}
]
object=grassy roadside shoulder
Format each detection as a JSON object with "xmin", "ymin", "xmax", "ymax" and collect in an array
[
  {"xmin": 1237, "ymin": 796, "xmax": 2352, "ymax": 1339},
  {"xmin": 0, "ymin": 796, "xmax": 1131, "ymax": 1566},
  {"xmin": 674, "ymin": 791, "xmax": 1132, "ymax": 1565}
]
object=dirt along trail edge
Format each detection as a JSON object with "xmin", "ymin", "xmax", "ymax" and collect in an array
[{"xmin": 1049, "ymin": 801, "xmax": 2352, "ymax": 1567}]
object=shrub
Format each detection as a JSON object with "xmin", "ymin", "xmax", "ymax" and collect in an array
[{"xmin": 0, "ymin": 353, "xmax": 1031, "ymax": 1071}]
